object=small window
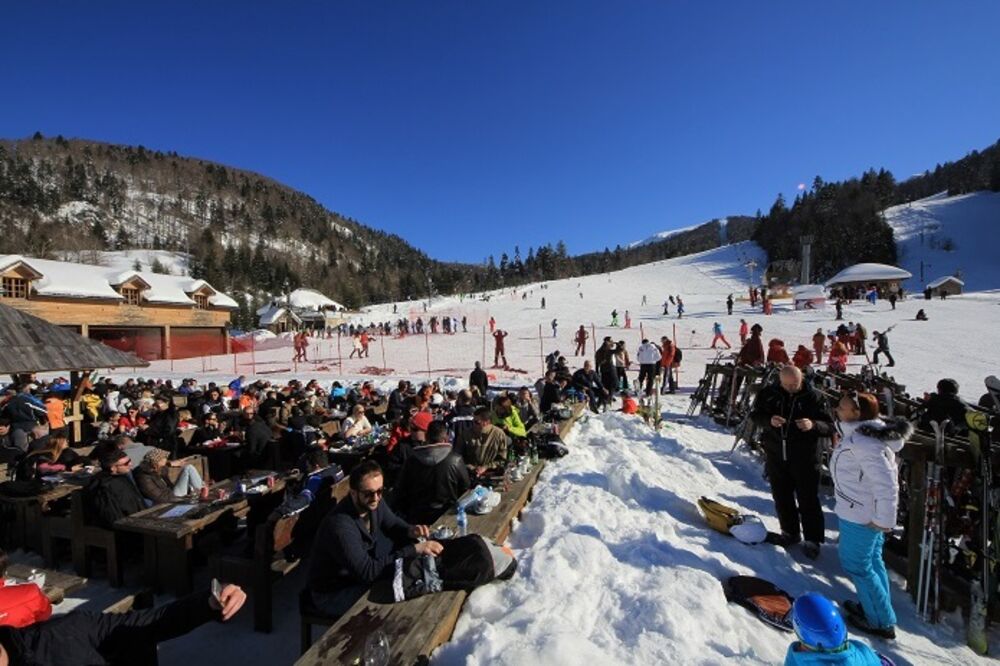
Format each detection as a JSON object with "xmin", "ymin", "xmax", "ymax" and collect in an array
[
  {"xmin": 120, "ymin": 286, "xmax": 141, "ymax": 306},
  {"xmin": 1, "ymin": 277, "xmax": 28, "ymax": 299},
  {"xmin": 193, "ymin": 294, "xmax": 210, "ymax": 309}
]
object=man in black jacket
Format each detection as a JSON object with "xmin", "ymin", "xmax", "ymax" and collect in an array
[
  {"xmin": 305, "ymin": 460, "xmax": 440, "ymax": 618},
  {"xmin": 392, "ymin": 421, "xmax": 471, "ymax": 525},
  {"xmin": 469, "ymin": 362, "xmax": 489, "ymax": 398},
  {"xmin": 572, "ymin": 361, "xmax": 607, "ymax": 413},
  {"xmin": 0, "ymin": 585, "xmax": 246, "ymax": 666},
  {"xmin": 145, "ymin": 396, "xmax": 179, "ymax": 456},
  {"xmin": 750, "ymin": 366, "xmax": 834, "ymax": 559},
  {"xmin": 84, "ymin": 449, "xmax": 147, "ymax": 529}
]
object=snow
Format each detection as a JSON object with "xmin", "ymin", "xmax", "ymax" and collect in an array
[
  {"xmin": 792, "ymin": 284, "xmax": 827, "ymax": 299},
  {"xmin": 629, "ymin": 222, "xmax": 703, "ymax": 248},
  {"xmin": 885, "ymin": 191, "xmax": 1000, "ymax": 292},
  {"xmin": 0, "ymin": 255, "xmax": 123, "ymax": 300},
  {"xmin": 287, "ymin": 287, "xmax": 344, "ymax": 311},
  {"xmin": 825, "ymin": 263, "xmax": 912, "ymax": 286},
  {"xmin": 926, "ymin": 275, "xmax": 964, "ymax": 289},
  {"xmin": 256, "ymin": 304, "xmax": 296, "ymax": 326}
]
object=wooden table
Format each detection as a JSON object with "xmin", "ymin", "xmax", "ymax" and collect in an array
[
  {"xmin": 6, "ymin": 562, "xmax": 88, "ymax": 605},
  {"xmin": 186, "ymin": 442, "xmax": 246, "ymax": 480},
  {"xmin": 296, "ymin": 462, "xmax": 547, "ymax": 666},
  {"xmin": 0, "ymin": 477, "xmax": 90, "ymax": 551},
  {"xmin": 116, "ymin": 472, "xmax": 286, "ymax": 596}
]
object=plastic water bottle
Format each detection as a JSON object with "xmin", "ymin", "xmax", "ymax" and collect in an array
[{"xmin": 456, "ymin": 506, "xmax": 468, "ymax": 536}]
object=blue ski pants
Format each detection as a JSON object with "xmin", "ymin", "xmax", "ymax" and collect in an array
[{"xmin": 838, "ymin": 518, "xmax": 896, "ymax": 628}]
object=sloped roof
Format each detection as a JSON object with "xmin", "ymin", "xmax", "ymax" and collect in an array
[
  {"xmin": 0, "ymin": 302, "xmax": 148, "ymax": 373},
  {"xmin": 825, "ymin": 263, "xmax": 912, "ymax": 286},
  {"xmin": 257, "ymin": 304, "xmax": 301, "ymax": 326},
  {"xmin": 793, "ymin": 284, "xmax": 827, "ymax": 299},
  {"xmin": 927, "ymin": 275, "xmax": 964, "ymax": 289},
  {"xmin": 0, "ymin": 254, "xmax": 237, "ymax": 309},
  {"xmin": 288, "ymin": 288, "xmax": 344, "ymax": 311}
]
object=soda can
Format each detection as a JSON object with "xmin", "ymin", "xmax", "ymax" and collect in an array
[
  {"xmin": 200, "ymin": 485, "xmax": 210, "ymax": 501},
  {"xmin": 267, "ymin": 475, "xmax": 275, "ymax": 489}
]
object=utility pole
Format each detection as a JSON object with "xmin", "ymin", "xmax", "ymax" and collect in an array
[{"xmin": 800, "ymin": 235, "xmax": 814, "ymax": 284}]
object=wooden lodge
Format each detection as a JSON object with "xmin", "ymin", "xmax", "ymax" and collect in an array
[{"xmin": 0, "ymin": 254, "xmax": 237, "ymax": 361}]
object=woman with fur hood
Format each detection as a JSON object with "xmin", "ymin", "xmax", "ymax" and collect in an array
[{"xmin": 830, "ymin": 391, "xmax": 913, "ymax": 640}]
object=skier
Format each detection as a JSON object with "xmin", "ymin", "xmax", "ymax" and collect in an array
[
  {"xmin": 574, "ymin": 325, "xmax": 588, "ymax": 356},
  {"xmin": 835, "ymin": 299, "xmax": 844, "ymax": 321},
  {"xmin": 461, "ymin": 315, "xmax": 467, "ymax": 332},
  {"xmin": 624, "ymin": 310, "xmax": 631, "ymax": 329},
  {"xmin": 710, "ymin": 322, "xmax": 732, "ymax": 349},
  {"xmin": 492, "ymin": 329, "xmax": 508, "ymax": 368},
  {"xmin": 812, "ymin": 328, "xmax": 826, "ymax": 362},
  {"xmin": 641, "ymin": 294, "xmax": 647, "ymax": 306},
  {"xmin": 726, "ymin": 294, "xmax": 734, "ymax": 315},
  {"xmin": 871, "ymin": 330, "xmax": 895, "ymax": 367},
  {"xmin": 750, "ymin": 366, "xmax": 834, "ymax": 559},
  {"xmin": 348, "ymin": 333, "xmax": 363, "ymax": 359},
  {"xmin": 739, "ymin": 319, "xmax": 749, "ymax": 346},
  {"xmin": 360, "ymin": 330, "xmax": 370, "ymax": 358},
  {"xmin": 830, "ymin": 391, "xmax": 912, "ymax": 639},
  {"xmin": 488, "ymin": 316, "xmax": 496, "ymax": 333},
  {"xmin": 551, "ymin": 318, "xmax": 558, "ymax": 338},
  {"xmin": 676, "ymin": 297, "xmax": 685, "ymax": 319},
  {"xmin": 541, "ymin": 297, "xmax": 546, "ymax": 309},
  {"xmin": 662, "ymin": 300, "xmax": 670, "ymax": 316},
  {"xmin": 888, "ymin": 292, "xmax": 897, "ymax": 310},
  {"xmin": 784, "ymin": 593, "xmax": 884, "ymax": 665},
  {"xmin": 610, "ymin": 310, "xmax": 619, "ymax": 327}
]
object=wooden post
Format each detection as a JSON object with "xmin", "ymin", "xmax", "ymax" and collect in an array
[
  {"xmin": 591, "ymin": 323, "xmax": 596, "ymax": 355},
  {"xmin": 425, "ymin": 330, "xmax": 431, "ymax": 378},
  {"xmin": 380, "ymin": 332, "xmax": 387, "ymax": 371},
  {"xmin": 538, "ymin": 324, "xmax": 544, "ymax": 376},
  {"xmin": 337, "ymin": 331, "xmax": 343, "ymax": 375},
  {"xmin": 250, "ymin": 332, "xmax": 256, "ymax": 376},
  {"xmin": 482, "ymin": 326, "xmax": 486, "ymax": 368}
]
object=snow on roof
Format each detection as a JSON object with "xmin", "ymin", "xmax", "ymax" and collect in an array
[
  {"xmin": 288, "ymin": 288, "xmax": 344, "ymax": 311},
  {"xmin": 257, "ymin": 305, "xmax": 300, "ymax": 326},
  {"xmin": 792, "ymin": 284, "xmax": 827, "ymax": 299},
  {"xmin": 926, "ymin": 275, "xmax": 964, "ymax": 289},
  {"xmin": 0, "ymin": 254, "xmax": 237, "ymax": 308},
  {"xmin": 825, "ymin": 263, "xmax": 912, "ymax": 286}
]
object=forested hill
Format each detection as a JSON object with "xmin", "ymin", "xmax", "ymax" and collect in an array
[{"xmin": 0, "ymin": 134, "xmax": 755, "ymax": 315}]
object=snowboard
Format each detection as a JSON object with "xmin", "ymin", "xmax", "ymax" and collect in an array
[{"xmin": 723, "ymin": 575, "xmax": 794, "ymax": 632}]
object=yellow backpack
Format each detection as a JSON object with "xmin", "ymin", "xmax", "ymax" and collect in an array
[{"xmin": 697, "ymin": 496, "xmax": 741, "ymax": 535}]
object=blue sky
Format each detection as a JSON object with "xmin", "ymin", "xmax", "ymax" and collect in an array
[{"xmin": 2, "ymin": 2, "xmax": 998, "ymax": 262}]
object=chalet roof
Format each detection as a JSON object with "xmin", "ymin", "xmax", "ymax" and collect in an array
[
  {"xmin": 287, "ymin": 288, "xmax": 344, "ymax": 311},
  {"xmin": 825, "ymin": 263, "xmax": 912, "ymax": 286},
  {"xmin": 0, "ymin": 254, "xmax": 237, "ymax": 309},
  {"xmin": 926, "ymin": 275, "xmax": 965, "ymax": 289},
  {"xmin": 793, "ymin": 284, "xmax": 827, "ymax": 299},
  {"xmin": 0, "ymin": 301, "xmax": 149, "ymax": 373},
  {"xmin": 257, "ymin": 305, "xmax": 301, "ymax": 326}
]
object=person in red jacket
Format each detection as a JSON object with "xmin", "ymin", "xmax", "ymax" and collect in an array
[
  {"xmin": 738, "ymin": 319, "xmax": 749, "ymax": 346},
  {"xmin": 811, "ymin": 328, "xmax": 826, "ymax": 363},
  {"xmin": 792, "ymin": 345, "xmax": 814, "ymax": 370},
  {"xmin": 492, "ymin": 330, "xmax": 508, "ymax": 368},
  {"xmin": 737, "ymin": 325, "xmax": 765, "ymax": 367},
  {"xmin": 766, "ymin": 339, "xmax": 790, "ymax": 365},
  {"xmin": 574, "ymin": 325, "xmax": 588, "ymax": 356},
  {"xmin": 0, "ymin": 549, "xmax": 52, "ymax": 628}
]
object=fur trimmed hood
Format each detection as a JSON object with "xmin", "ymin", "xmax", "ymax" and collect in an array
[{"xmin": 839, "ymin": 417, "xmax": 914, "ymax": 452}]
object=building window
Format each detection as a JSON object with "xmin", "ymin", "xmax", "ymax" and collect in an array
[
  {"xmin": 193, "ymin": 294, "xmax": 209, "ymax": 310},
  {"xmin": 1, "ymin": 277, "xmax": 28, "ymax": 299},
  {"xmin": 120, "ymin": 286, "xmax": 141, "ymax": 305}
]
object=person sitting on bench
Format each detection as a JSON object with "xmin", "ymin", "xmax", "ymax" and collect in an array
[
  {"xmin": 0, "ymin": 583, "xmax": 246, "ymax": 666},
  {"xmin": 392, "ymin": 421, "xmax": 471, "ymax": 524},
  {"xmin": 83, "ymin": 448, "xmax": 146, "ymax": 529},
  {"xmin": 464, "ymin": 407, "xmax": 509, "ymax": 477},
  {"xmin": 0, "ymin": 548, "xmax": 52, "ymax": 628},
  {"xmin": 133, "ymin": 448, "xmax": 206, "ymax": 505},
  {"xmin": 304, "ymin": 460, "xmax": 441, "ymax": 619}
]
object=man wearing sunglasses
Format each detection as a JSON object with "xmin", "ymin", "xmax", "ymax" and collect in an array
[
  {"xmin": 83, "ymin": 448, "xmax": 146, "ymax": 529},
  {"xmin": 306, "ymin": 460, "xmax": 441, "ymax": 618}
]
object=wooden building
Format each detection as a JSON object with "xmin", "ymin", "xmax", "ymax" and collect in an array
[
  {"xmin": 824, "ymin": 263, "xmax": 912, "ymax": 296},
  {"xmin": 0, "ymin": 254, "xmax": 237, "ymax": 361},
  {"xmin": 926, "ymin": 275, "xmax": 964, "ymax": 298}
]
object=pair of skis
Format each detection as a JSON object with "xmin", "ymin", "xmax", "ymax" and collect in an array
[
  {"xmin": 917, "ymin": 418, "xmax": 949, "ymax": 623},
  {"xmin": 967, "ymin": 375, "xmax": 1000, "ymax": 654}
]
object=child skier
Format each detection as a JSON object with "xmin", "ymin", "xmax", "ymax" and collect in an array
[
  {"xmin": 784, "ymin": 593, "xmax": 882, "ymax": 665},
  {"xmin": 710, "ymin": 322, "xmax": 732, "ymax": 349}
]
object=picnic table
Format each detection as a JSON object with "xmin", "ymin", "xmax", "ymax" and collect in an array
[
  {"xmin": 0, "ymin": 474, "xmax": 92, "ymax": 551},
  {"xmin": 296, "ymin": 461, "xmax": 547, "ymax": 666},
  {"xmin": 185, "ymin": 439, "xmax": 246, "ymax": 480},
  {"xmin": 115, "ymin": 471, "xmax": 287, "ymax": 596},
  {"xmin": 6, "ymin": 563, "xmax": 88, "ymax": 605}
]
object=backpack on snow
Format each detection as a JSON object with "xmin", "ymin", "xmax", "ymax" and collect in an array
[{"xmin": 724, "ymin": 575, "xmax": 794, "ymax": 632}]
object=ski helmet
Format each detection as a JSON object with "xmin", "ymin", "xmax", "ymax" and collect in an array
[{"xmin": 791, "ymin": 593, "xmax": 846, "ymax": 651}]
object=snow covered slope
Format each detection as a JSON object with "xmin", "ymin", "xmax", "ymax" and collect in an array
[{"xmin": 885, "ymin": 191, "xmax": 1000, "ymax": 292}]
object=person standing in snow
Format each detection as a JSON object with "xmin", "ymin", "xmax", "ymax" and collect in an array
[
  {"xmin": 461, "ymin": 315, "xmax": 467, "ymax": 332},
  {"xmin": 812, "ymin": 328, "xmax": 826, "ymax": 363},
  {"xmin": 835, "ymin": 298, "xmax": 844, "ymax": 321},
  {"xmin": 830, "ymin": 391, "xmax": 911, "ymax": 639},
  {"xmin": 551, "ymin": 318, "xmax": 558, "ymax": 338},
  {"xmin": 767, "ymin": 338, "xmax": 790, "ymax": 365},
  {"xmin": 610, "ymin": 310, "xmax": 619, "ymax": 327},
  {"xmin": 676, "ymin": 297, "xmax": 685, "ymax": 319},
  {"xmin": 750, "ymin": 366, "xmax": 834, "ymax": 560},
  {"xmin": 662, "ymin": 300, "xmax": 670, "ymax": 316},
  {"xmin": 636, "ymin": 338, "xmax": 661, "ymax": 396},
  {"xmin": 488, "ymin": 316, "xmax": 496, "ymax": 333},
  {"xmin": 574, "ymin": 325, "xmax": 589, "ymax": 356},
  {"xmin": 710, "ymin": 322, "xmax": 732, "ymax": 349},
  {"xmin": 641, "ymin": 294, "xmax": 647, "ymax": 306},
  {"xmin": 659, "ymin": 337, "xmax": 677, "ymax": 394},
  {"xmin": 738, "ymin": 324, "xmax": 765, "ymax": 367},
  {"xmin": 624, "ymin": 310, "xmax": 631, "ymax": 329},
  {"xmin": 726, "ymin": 294, "xmax": 734, "ymax": 315},
  {"xmin": 492, "ymin": 330, "xmax": 509, "ymax": 368},
  {"xmin": 871, "ymin": 330, "xmax": 894, "ymax": 367},
  {"xmin": 739, "ymin": 319, "xmax": 749, "ymax": 347},
  {"xmin": 792, "ymin": 345, "xmax": 814, "ymax": 370}
]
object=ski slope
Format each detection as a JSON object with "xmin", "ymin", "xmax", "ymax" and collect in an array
[
  {"xmin": 886, "ymin": 191, "xmax": 1000, "ymax": 292},
  {"xmin": 72, "ymin": 235, "xmax": 1000, "ymax": 666}
]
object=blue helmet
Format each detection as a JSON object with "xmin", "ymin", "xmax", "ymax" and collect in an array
[{"xmin": 792, "ymin": 593, "xmax": 847, "ymax": 651}]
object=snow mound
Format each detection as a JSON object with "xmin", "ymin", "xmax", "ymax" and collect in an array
[{"xmin": 885, "ymin": 191, "xmax": 1000, "ymax": 291}]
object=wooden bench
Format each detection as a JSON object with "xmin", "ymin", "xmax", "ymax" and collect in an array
[
  {"xmin": 296, "ymin": 462, "xmax": 547, "ymax": 665},
  {"xmin": 0, "ymin": 480, "xmax": 84, "ymax": 552},
  {"xmin": 70, "ymin": 490, "xmax": 125, "ymax": 587},
  {"xmin": 6, "ymin": 563, "xmax": 87, "ymax": 605}
]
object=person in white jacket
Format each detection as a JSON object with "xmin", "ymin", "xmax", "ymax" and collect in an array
[
  {"xmin": 635, "ymin": 339, "xmax": 661, "ymax": 397},
  {"xmin": 830, "ymin": 391, "xmax": 913, "ymax": 640}
]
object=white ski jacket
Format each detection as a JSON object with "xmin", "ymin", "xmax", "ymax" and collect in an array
[
  {"xmin": 636, "ymin": 342, "xmax": 661, "ymax": 365},
  {"xmin": 830, "ymin": 417, "xmax": 913, "ymax": 529}
]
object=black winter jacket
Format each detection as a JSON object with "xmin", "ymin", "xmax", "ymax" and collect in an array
[
  {"xmin": 0, "ymin": 590, "xmax": 219, "ymax": 666},
  {"xmin": 750, "ymin": 382, "xmax": 834, "ymax": 462},
  {"xmin": 392, "ymin": 443, "xmax": 471, "ymax": 525},
  {"xmin": 84, "ymin": 472, "xmax": 147, "ymax": 528}
]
